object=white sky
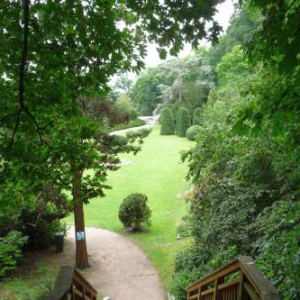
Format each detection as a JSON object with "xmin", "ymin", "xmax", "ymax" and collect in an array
[{"xmin": 143, "ymin": 0, "xmax": 235, "ymax": 68}]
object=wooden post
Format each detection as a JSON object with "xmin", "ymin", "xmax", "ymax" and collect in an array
[
  {"xmin": 237, "ymin": 274, "xmax": 244, "ymax": 300},
  {"xmin": 213, "ymin": 277, "xmax": 224, "ymax": 300}
]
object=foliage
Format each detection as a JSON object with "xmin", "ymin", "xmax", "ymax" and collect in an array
[
  {"xmin": 208, "ymin": 5, "xmax": 260, "ymax": 68},
  {"xmin": 247, "ymin": 0, "xmax": 300, "ymax": 74},
  {"xmin": 131, "ymin": 50, "xmax": 214, "ymax": 115},
  {"xmin": 253, "ymin": 200, "xmax": 300, "ymax": 300},
  {"xmin": 160, "ymin": 108, "xmax": 175, "ymax": 135},
  {"xmin": 131, "ymin": 68, "xmax": 162, "ymax": 115},
  {"xmin": 0, "ymin": 231, "xmax": 28, "ymax": 277},
  {"xmin": 186, "ymin": 125, "xmax": 201, "ymax": 141},
  {"xmin": 171, "ymin": 4, "xmax": 300, "ymax": 299},
  {"xmin": 177, "ymin": 108, "xmax": 191, "ymax": 137},
  {"xmin": 115, "ymin": 94, "xmax": 138, "ymax": 120},
  {"xmin": 118, "ymin": 193, "xmax": 151, "ymax": 231}
]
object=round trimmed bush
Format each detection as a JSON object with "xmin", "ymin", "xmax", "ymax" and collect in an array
[
  {"xmin": 177, "ymin": 107, "xmax": 191, "ymax": 137},
  {"xmin": 186, "ymin": 125, "xmax": 201, "ymax": 141},
  {"xmin": 160, "ymin": 108, "xmax": 175, "ymax": 135},
  {"xmin": 193, "ymin": 108, "xmax": 202, "ymax": 125},
  {"xmin": 118, "ymin": 193, "xmax": 151, "ymax": 231}
]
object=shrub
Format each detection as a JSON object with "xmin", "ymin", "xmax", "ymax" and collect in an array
[
  {"xmin": 193, "ymin": 108, "xmax": 202, "ymax": 125},
  {"xmin": 186, "ymin": 125, "xmax": 201, "ymax": 141},
  {"xmin": 0, "ymin": 231, "xmax": 28, "ymax": 277},
  {"xmin": 118, "ymin": 193, "xmax": 151, "ymax": 231},
  {"xmin": 160, "ymin": 108, "xmax": 175, "ymax": 135},
  {"xmin": 177, "ymin": 107, "xmax": 191, "ymax": 137}
]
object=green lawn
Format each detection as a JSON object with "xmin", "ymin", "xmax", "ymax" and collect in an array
[{"xmin": 67, "ymin": 126, "xmax": 193, "ymax": 288}]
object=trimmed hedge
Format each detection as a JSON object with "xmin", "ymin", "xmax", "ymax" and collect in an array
[
  {"xmin": 177, "ymin": 108, "xmax": 191, "ymax": 137},
  {"xmin": 186, "ymin": 125, "xmax": 201, "ymax": 141},
  {"xmin": 160, "ymin": 108, "xmax": 175, "ymax": 135},
  {"xmin": 175, "ymin": 108, "xmax": 182, "ymax": 135},
  {"xmin": 193, "ymin": 108, "xmax": 202, "ymax": 125}
]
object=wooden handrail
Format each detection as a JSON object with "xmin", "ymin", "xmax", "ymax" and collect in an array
[
  {"xmin": 46, "ymin": 266, "xmax": 97, "ymax": 300},
  {"xmin": 186, "ymin": 256, "xmax": 280, "ymax": 300}
]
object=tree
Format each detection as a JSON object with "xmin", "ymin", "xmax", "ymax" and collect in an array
[
  {"xmin": 177, "ymin": 108, "xmax": 191, "ymax": 137},
  {"xmin": 160, "ymin": 108, "xmax": 175, "ymax": 135},
  {"xmin": 131, "ymin": 68, "xmax": 162, "ymax": 115},
  {"xmin": 158, "ymin": 52, "xmax": 215, "ymax": 111},
  {"xmin": 114, "ymin": 75, "xmax": 133, "ymax": 96},
  {"xmin": 175, "ymin": 107, "xmax": 183, "ymax": 135},
  {"xmin": 1, "ymin": 0, "xmax": 224, "ymax": 269},
  {"xmin": 193, "ymin": 108, "xmax": 202, "ymax": 125}
]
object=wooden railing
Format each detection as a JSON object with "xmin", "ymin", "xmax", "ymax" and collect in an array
[
  {"xmin": 46, "ymin": 266, "xmax": 97, "ymax": 300},
  {"xmin": 186, "ymin": 256, "xmax": 280, "ymax": 300}
]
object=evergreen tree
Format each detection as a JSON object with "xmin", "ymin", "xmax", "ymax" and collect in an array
[
  {"xmin": 175, "ymin": 107, "xmax": 183, "ymax": 135},
  {"xmin": 160, "ymin": 108, "xmax": 175, "ymax": 135},
  {"xmin": 193, "ymin": 108, "xmax": 202, "ymax": 125},
  {"xmin": 177, "ymin": 108, "xmax": 191, "ymax": 137}
]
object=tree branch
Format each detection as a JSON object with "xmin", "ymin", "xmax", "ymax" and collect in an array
[
  {"xmin": 19, "ymin": 0, "xmax": 30, "ymax": 110},
  {"xmin": 7, "ymin": 0, "xmax": 49, "ymax": 149}
]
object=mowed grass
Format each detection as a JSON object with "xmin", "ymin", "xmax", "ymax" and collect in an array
[{"xmin": 66, "ymin": 126, "xmax": 193, "ymax": 288}]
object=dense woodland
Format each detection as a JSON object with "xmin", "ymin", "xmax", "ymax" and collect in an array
[{"xmin": 1, "ymin": 1, "xmax": 300, "ymax": 300}]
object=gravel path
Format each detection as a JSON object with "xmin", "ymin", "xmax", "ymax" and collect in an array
[{"xmin": 66, "ymin": 227, "xmax": 165, "ymax": 300}]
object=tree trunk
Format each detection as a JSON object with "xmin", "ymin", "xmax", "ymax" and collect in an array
[{"xmin": 72, "ymin": 170, "xmax": 89, "ymax": 268}]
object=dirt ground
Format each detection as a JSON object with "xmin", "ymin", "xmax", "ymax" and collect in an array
[{"xmin": 38, "ymin": 226, "xmax": 165, "ymax": 300}]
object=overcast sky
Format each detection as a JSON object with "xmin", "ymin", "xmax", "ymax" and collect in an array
[
  {"xmin": 143, "ymin": 0, "xmax": 235, "ymax": 68},
  {"xmin": 111, "ymin": 0, "xmax": 235, "ymax": 84}
]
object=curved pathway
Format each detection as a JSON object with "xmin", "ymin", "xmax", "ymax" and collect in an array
[
  {"xmin": 66, "ymin": 227, "xmax": 165, "ymax": 300},
  {"xmin": 111, "ymin": 116, "xmax": 158, "ymax": 136}
]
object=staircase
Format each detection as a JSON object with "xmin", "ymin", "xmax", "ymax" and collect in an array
[
  {"xmin": 186, "ymin": 256, "xmax": 279, "ymax": 300},
  {"xmin": 47, "ymin": 256, "xmax": 279, "ymax": 300},
  {"xmin": 46, "ymin": 266, "xmax": 97, "ymax": 300}
]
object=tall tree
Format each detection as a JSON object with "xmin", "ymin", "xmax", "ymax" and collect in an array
[{"xmin": 1, "ymin": 0, "xmax": 225, "ymax": 268}]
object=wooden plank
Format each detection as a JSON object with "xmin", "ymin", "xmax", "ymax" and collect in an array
[
  {"xmin": 73, "ymin": 270, "xmax": 98, "ymax": 294},
  {"xmin": 74, "ymin": 286, "xmax": 83, "ymax": 297},
  {"xmin": 187, "ymin": 260, "xmax": 240, "ymax": 291},
  {"xmin": 201, "ymin": 288, "xmax": 214, "ymax": 296},
  {"xmin": 237, "ymin": 274, "xmax": 244, "ymax": 300},
  {"xmin": 218, "ymin": 277, "xmax": 241, "ymax": 290},
  {"xmin": 46, "ymin": 267, "xmax": 74, "ymax": 300}
]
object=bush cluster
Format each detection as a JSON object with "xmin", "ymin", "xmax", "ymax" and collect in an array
[
  {"xmin": 118, "ymin": 193, "xmax": 151, "ymax": 231},
  {"xmin": 0, "ymin": 231, "xmax": 28, "ymax": 277},
  {"xmin": 0, "ymin": 185, "xmax": 71, "ymax": 277}
]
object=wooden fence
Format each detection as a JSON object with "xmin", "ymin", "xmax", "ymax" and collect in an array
[
  {"xmin": 46, "ymin": 266, "xmax": 97, "ymax": 300},
  {"xmin": 186, "ymin": 256, "xmax": 280, "ymax": 300}
]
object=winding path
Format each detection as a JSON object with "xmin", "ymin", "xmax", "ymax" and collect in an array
[
  {"xmin": 111, "ymin": 116, "xmax": 158, "ymax": 135},
  {"xmin": 66, "ymin": 227, "xmax": 165, "ymax": 300}
]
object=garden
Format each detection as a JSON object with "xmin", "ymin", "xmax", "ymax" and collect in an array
[{"xmin": 1, "ymin": 1, "xmax": 300, "ymax": 300}]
